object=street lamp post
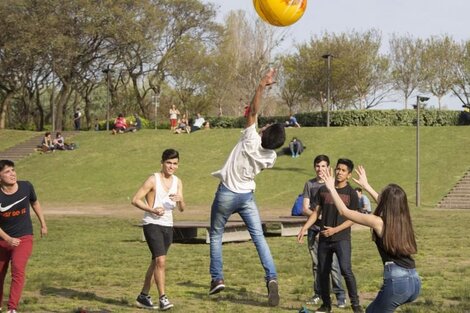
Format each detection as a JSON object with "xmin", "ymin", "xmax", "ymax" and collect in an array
[
  {"xmin": 322, "ymin": 54, "xmax": 333, "ymax": 127},
  {"xmin": 415, "ymin": 95, "xmax": 429, "ymax": 207},
  {"xmin": 153, "ymin": 91, "xmax": 159, "ymax": 130},
  {"xmin": 102, "ymin": 65, "xmax": 114, "ymax": 131},
  {"xmin": 51, "ymin": 72, "xmax": 55, "ymax": 132}
]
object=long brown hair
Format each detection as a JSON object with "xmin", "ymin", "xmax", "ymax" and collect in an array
[{"xmin": 373, "ymin": 184, "xmax": 417, "ymax": 256}]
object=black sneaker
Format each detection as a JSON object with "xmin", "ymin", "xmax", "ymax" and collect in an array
[
  {"xmin": 159, "ymin": 295, "xmax": 174, "ymax": 311},
  {"xmin": 209, "ymin": 279, "xmax": 225, "ymax": 295},
  {"xmin": 352, "ymin": 305, "xmax": 364, "ymax": 313},
  {"xmin": 267, "ymin": 279, "xmax": 280, "ymax": 307},
  {"xmin": 135, "ymin": 293, "xmax": 157, "ymax": 309},
  {"xmin": 315, "ymin": 304, "xmax": 332, "ymax": 313}
]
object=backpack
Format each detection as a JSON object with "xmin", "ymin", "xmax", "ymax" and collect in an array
[{"xmin": 291, "ymin": 194, "xmax": 304, "ymax": 216}]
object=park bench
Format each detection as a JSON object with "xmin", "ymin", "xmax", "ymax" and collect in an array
[
  {"xmin": 261, "ymin": 216, "xmax": 307, "ymax": 237},
  {"xmin": 137, "ymin": 216, "xmax": 308, "ymax": 244}
]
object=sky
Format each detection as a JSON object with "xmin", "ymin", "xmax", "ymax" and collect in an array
[{"xmin": 203, "ymin": 0, "xmax": 470, "ymax": 110}]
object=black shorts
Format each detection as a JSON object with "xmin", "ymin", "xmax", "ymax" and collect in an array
[{"xmin": 143, "ymin": 224, "xmax": 173, "ymax": 259}]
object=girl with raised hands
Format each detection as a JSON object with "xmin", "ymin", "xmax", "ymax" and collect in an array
[{"xmin": 319, "ymin": 165, "xmax": 421, "ymax": 313}]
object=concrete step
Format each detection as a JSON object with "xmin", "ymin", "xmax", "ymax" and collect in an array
[
  {"xmin": 437, "ymin": 169, "xmax": 470, "ymax": 209},
  {"xmin": 0, "ymin": 131, "xmax": 78, "ymax": 162}
]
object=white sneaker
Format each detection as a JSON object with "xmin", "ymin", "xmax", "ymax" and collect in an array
[{"xmin": 159, "ymin": 295, "xmax": 174, "ymax": 311}]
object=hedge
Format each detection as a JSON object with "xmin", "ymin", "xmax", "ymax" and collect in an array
[{"xmin": 205, "ymin": 110, "xmax": 469, "ymax": 128}]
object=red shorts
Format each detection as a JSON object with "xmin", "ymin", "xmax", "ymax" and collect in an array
[{"xmin": 170, "ymin": 119, "xmax": 177, "ymax": 127}]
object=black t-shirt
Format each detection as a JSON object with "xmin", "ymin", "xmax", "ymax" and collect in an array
[
  {"xmin": 374, "ymin": 231, "xmax": 416, "ymax": 269},
  {"xmin": 0, "ymin": 181, "xmax": 36, "ymax": 238},
  {"xmin": 314, "ymin": 183, "xmax": 360, "ymax": 242}
]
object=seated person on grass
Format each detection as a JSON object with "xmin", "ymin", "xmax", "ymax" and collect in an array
[
  {"xmin": 53, "ymin": 132, "xmax": 65, "ymax": 150},
  {"xmin": 39, "ymin": 132, "xmax": 55, "ymax": 152},
  {"xmin": 112, "ymin": 114, "xmax": 128, "ymax": 134}
]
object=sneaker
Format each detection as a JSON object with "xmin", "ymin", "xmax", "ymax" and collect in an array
[
  {"xmin": 7, "ymin": 310, "xmax": 17, "ymax": 313},
  {"xmin": 307, "ymin": 294, "xmax": 321, "ymax": 305},
  {"xmin": 315, "ymin": 304, "xmax": 332, "ymax": 313},
  {"xmin": 352, "ymin": 305, "xmax": 364, "ymax": 313},
  {"xmin": 337, "ymin": 299, "xmax": 346, "ymax": 308},
  {"xmin": 267, "ymin": 279, "xmax": 280, "ymax": 307},
  {"xmin": 159, "ymin": 295, "xmax": 174, "ymax": 311},
  {"xmin": 209, "ymin": 279, "xmax": 225, "ymax": 295},
  {"xmin": 135, "ymin": 293, "xmax": 157, "ymax": 310}
]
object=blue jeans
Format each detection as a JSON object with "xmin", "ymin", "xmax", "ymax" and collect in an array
[
  {"xmin": 317, "ymin": 239, "xmax": 360, "ymax": 306},
  {"xmin": 366, "ymin": 262, "xmax": 421, "ymax": 313},
  {"xmin": 308, "ymin": 229, "xmax": 345, "ymax": 301},
  {"xmin": 209, "ymin": 184, "xmax": 277, "ymax": 282}
]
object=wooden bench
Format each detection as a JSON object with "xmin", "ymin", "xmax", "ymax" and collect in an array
[
  {"xmin": 262, "ymin": 216, "xmax": 307, "ymax": 237},
  {"xmin": 137, "ymin": 216, "xmax": 308, "ymax": 243},
  {"xmin": 137, "ymin": 221, "xmax": 251, "ymax": 243},
  {"xmin": 173, "ymin": 220, "xmax": 251, "ymax": 243}
]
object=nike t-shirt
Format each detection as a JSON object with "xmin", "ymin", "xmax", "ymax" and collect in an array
[{"xmin": 0, "ymin": 181, "xmax": 36, "ymax": 238}]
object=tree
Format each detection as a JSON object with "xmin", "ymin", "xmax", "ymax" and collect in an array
[
  {"xmin": 109, "ymin": 0, "xmax": 220, "ymax": 121},
  {"xmin": 452, "ymin": 40, "xmax": 470, "ymax": 107},
  {"xmin": 204, "ymin": 10, "xmax": 287, "ymax": 116},
  {"xmin": 420, "ymin": 36, "xmax": 460, "ymax": 109},
  {"xmin": 389, "ymin": 34, "xmax": 424, "ymax": 109}
]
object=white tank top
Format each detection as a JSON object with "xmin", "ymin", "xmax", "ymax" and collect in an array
[{"xmin": 142, "ymin": 173, "xmax": 178, "ymax": 227}]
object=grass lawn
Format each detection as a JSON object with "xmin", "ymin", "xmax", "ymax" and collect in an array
[{"xmin": 1, "ymin": 126, "xmax": 470, "ymax": 312}]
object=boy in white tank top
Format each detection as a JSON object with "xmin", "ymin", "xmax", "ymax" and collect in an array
[{"xmin": 131, "ymin": 149, "xmax": 185, "ymax": 311}]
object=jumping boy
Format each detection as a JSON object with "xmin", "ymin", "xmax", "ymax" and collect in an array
[{"xmin": 209, "ymin": 68, "xmax": 286, "ymax": 307}]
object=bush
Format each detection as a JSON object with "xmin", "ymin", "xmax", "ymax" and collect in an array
[{"xmin": 205, "ymin": 110, "xmax": 466, "ymax": 128}]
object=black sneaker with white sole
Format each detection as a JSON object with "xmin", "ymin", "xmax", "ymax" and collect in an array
[
  {"xmin": 209, "ymin": 279, "xmax": 225, "ymax": 295},
  {"xmin": 135, "ymin": 293, "xmax": 157, "ymax": 310}
]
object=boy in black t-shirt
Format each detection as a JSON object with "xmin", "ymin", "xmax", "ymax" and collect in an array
[
  {"xmin": 0, "ymin": 159, "xmax": 48, "ymax": 313},
  {"xmin": 298, "ymin": 158, "xmax": 363, "ymax": 313}
]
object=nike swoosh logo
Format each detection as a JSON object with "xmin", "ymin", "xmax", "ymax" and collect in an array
[{"xmin": 0, "ymin": 196, "xmax": 27, "ymax": 212}]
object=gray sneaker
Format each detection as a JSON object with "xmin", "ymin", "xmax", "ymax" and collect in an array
[
  {"xmin": 307, "ymin": 294, "xmax": 321, "ymax": 305},
  {"xmin": 267, "ymin": 279, "xmax": 280, "ymax": 307}
]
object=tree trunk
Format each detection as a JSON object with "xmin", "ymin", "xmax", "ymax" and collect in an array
[
  {"xmin": 54, "ymin": 83, "xmax": 72, "ymax": 131},
  {"xmin": 0, "ymin": 92, "xmax": 14, "ymax": 129}
]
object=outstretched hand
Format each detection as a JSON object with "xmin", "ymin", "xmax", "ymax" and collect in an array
[
  {"xmin": 261, "ymin": 68, "xmax": 277, "ymax": 87},
  {"xmin": 319, "ymin": 167, "xmax": 335, "ymax": 191},
  {"xmin": 352, "ymin": 165, "xmax": 369, "ymax": 188}
]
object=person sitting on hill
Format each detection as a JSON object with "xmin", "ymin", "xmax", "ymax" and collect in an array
[
  {"xmin": 285, "ymin": 115, "xmax": 301, "ymax": 128},
  {"xmin": 126, "ymin": 113, "xmax": 142, "ymax": 133},
  {"xmin": 112, "ymin": 114, "xmax": 128, "ymax": 134},
  {"xmin": 133, "ymin": 113, "xmax": 142, "ymax": 131},
  {"xmin": 40, "ymin": 132, "xmax": 55, "ymax": 152},
  {"xmin": 174, "ymin": 114, "xmax": 190, "ymax": 134},
  {"xmin": 53, "ymin": 132, "xmax": 65, "ymax": 150},
  {"xmin": 289, "ymin": 137, "xmax": 304, "ymax": 158},
  {"xmin": 281, "ymin": 137, "xmax": 305, "ymax": 157},
  {"xmin": 190, "ymin": 113, "xmax": 205, "ymax": 133}
]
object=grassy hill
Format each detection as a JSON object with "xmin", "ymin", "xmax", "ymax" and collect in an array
[
  {"xmin": 9, "ymin": 126, "xmax": 470, "ymax": 212},
  {"xmin": 1, "ymin": 126, "xmax": 470, "ymax": 312}
]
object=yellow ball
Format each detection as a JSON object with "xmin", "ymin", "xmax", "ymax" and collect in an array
[{"xmin": 253, "ymin": 0, "xmax": 307, "ymax": 27}]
